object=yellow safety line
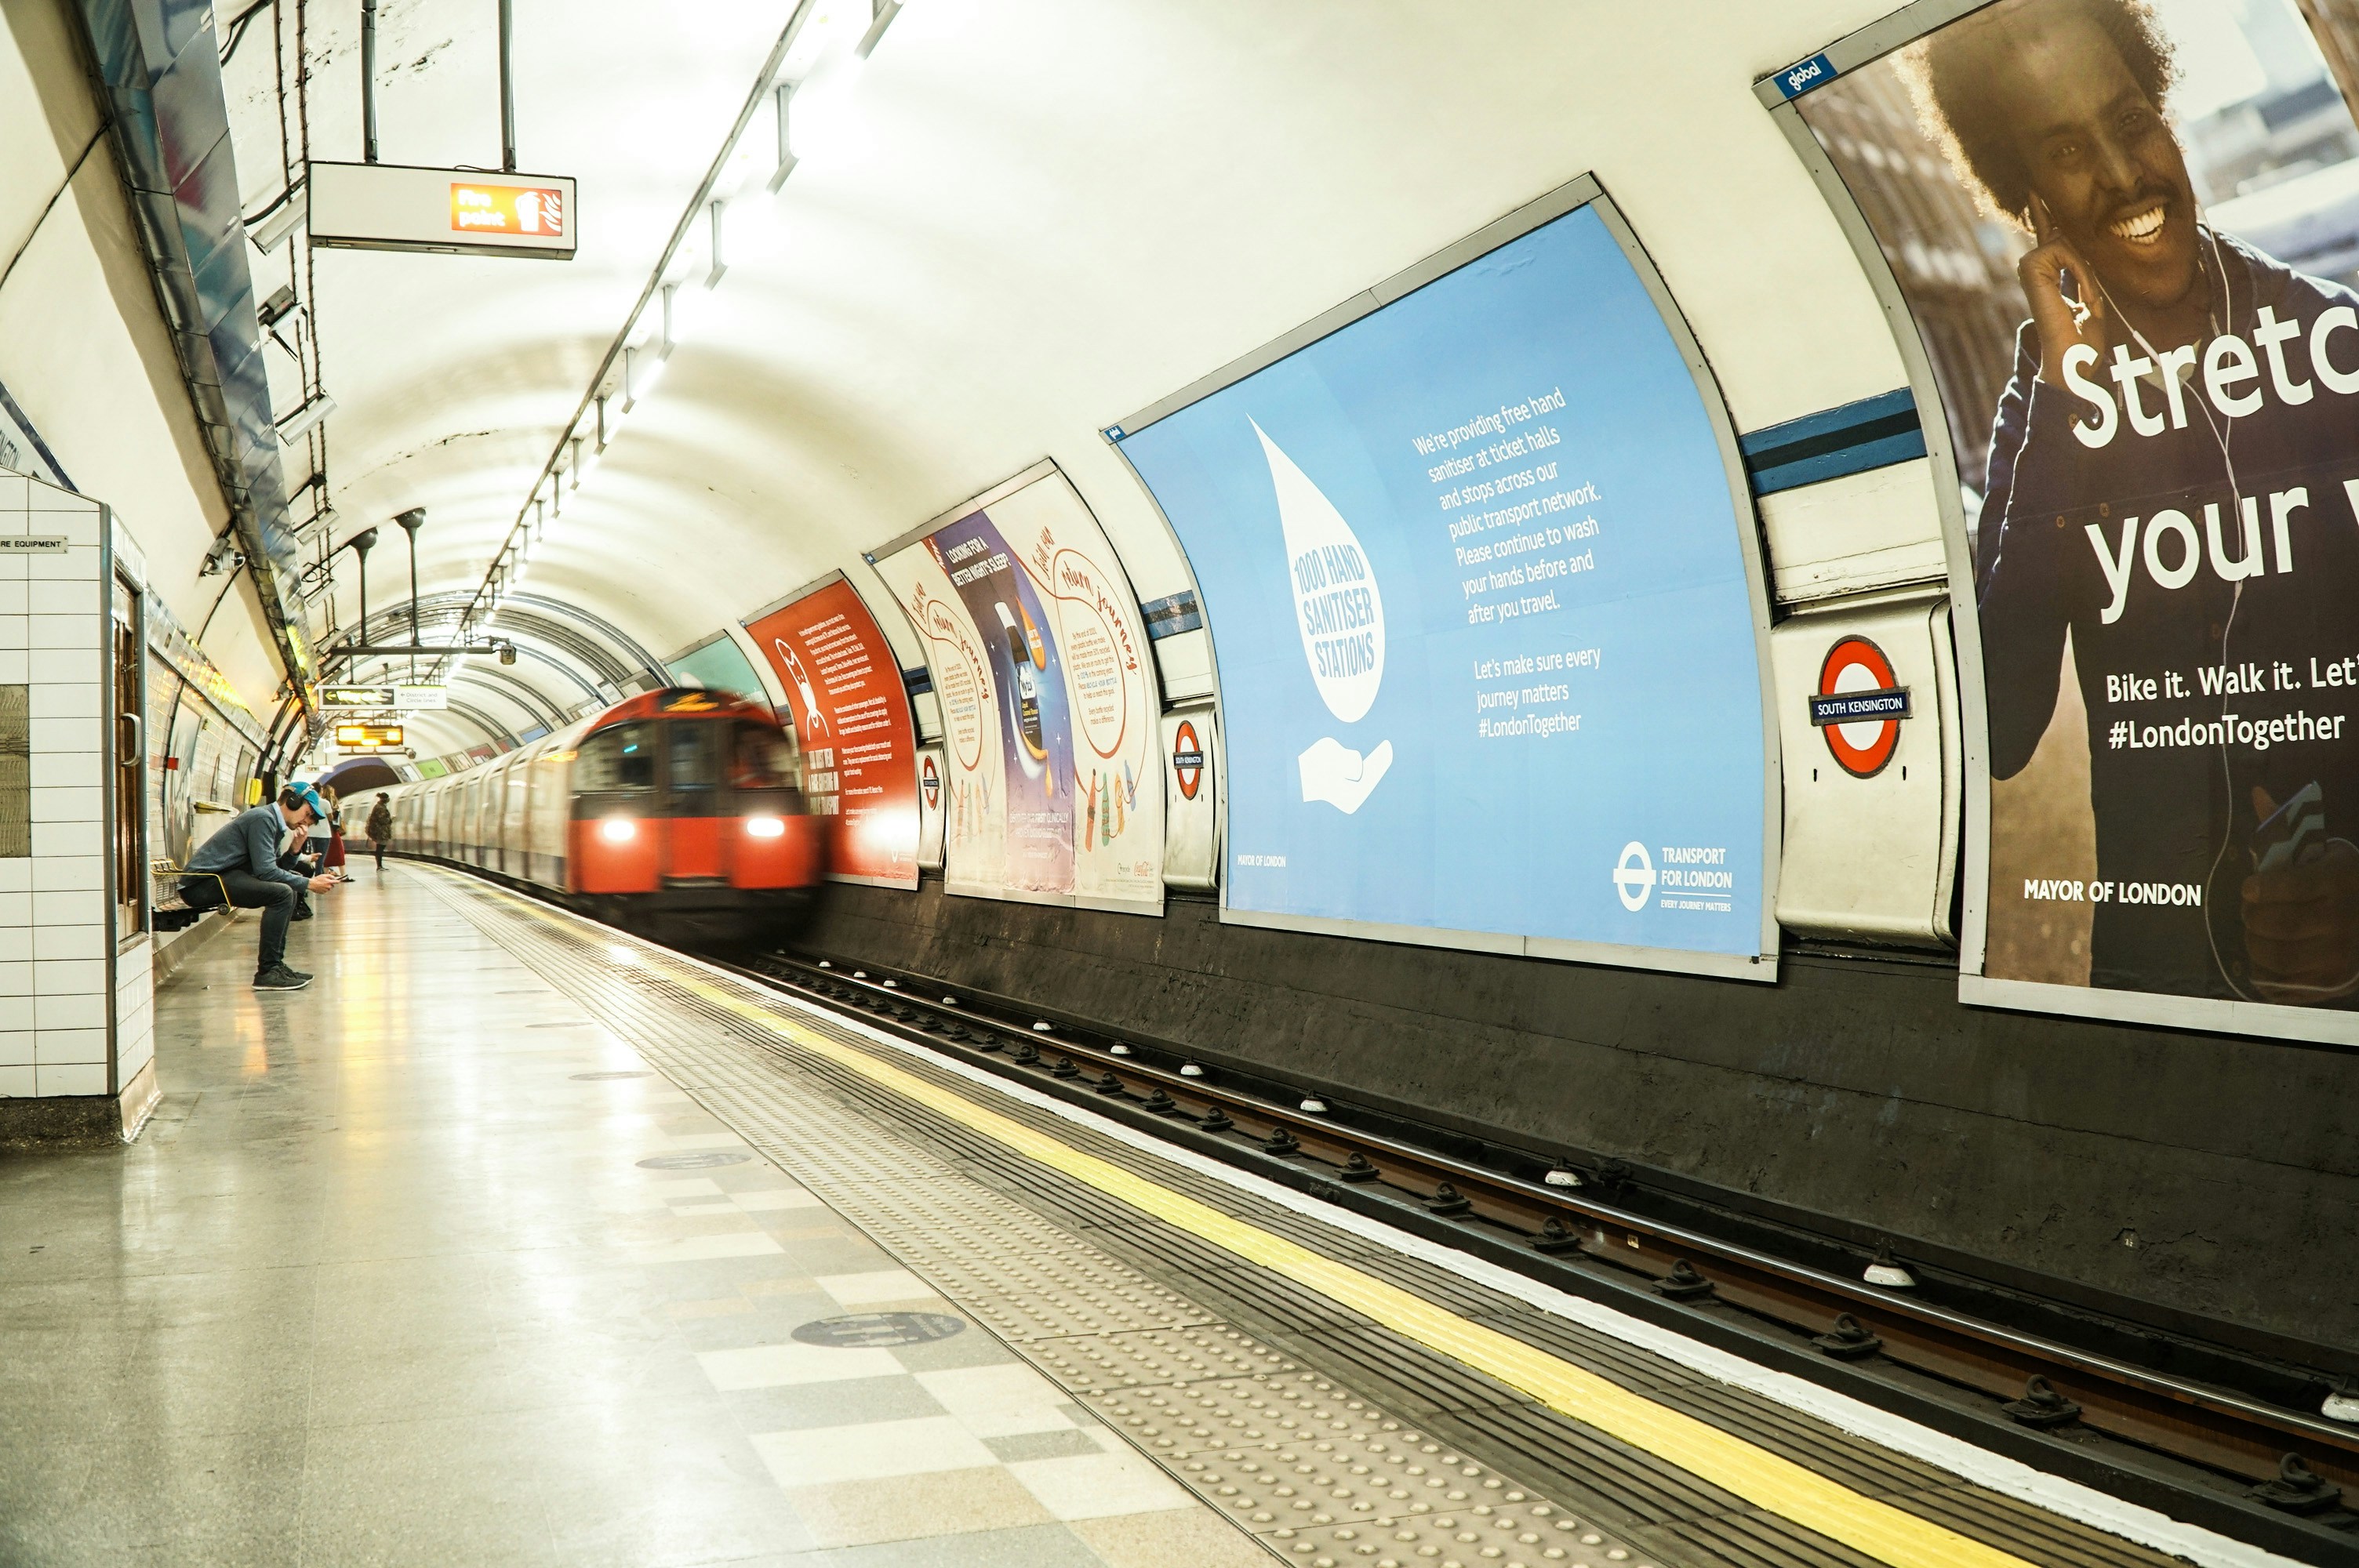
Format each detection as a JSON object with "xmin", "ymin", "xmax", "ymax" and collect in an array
[{"xmin": 468, "ymin": 876, "xmax": 2040, "ymax": 1568}]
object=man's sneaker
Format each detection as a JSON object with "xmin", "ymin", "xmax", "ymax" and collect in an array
[
  {"xmin": 277, "ymin": 964, "xmax": 314, "ymax": 982},
  {"xmin": 254, "ymin": 965, "xmax": 311, "ymax": 991},
  {"xmin": 289, "ymin": 906, "xmax": 314, "ymax": 922}
]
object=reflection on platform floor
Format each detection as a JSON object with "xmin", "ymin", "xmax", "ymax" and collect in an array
[
  {"xmin": 0, "ymin": 865, "xmax": 2229, "ymax": 1568},
  {"xmin": 0, "ymin": 873, "xmax": 1268, "ymax": 1566}
]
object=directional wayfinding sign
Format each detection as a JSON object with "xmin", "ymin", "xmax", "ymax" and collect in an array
[
  {"xmin": 309, "ymin": 162, "xmax": 577, "ymax": 260},
  {"xmin": 322, "ymin": 684, "xmax": 446, "ymax": 711}
]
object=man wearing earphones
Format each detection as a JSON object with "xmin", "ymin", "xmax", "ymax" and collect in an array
[
  {"xmin": 180, "ymin": 781, "xmax": 339, "ymax": 991},
  {"xmin": 1911, "ymin": 0, "xmax": 2359, "ymax": 1006}
]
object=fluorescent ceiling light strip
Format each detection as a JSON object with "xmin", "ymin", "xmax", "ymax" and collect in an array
[{"xmin": 456, "ymin": 0, "xmax": 831, "ymax": 636}]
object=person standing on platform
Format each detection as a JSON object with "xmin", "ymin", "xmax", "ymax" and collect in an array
[
  {"xmin": 366, "ymin": 793, "xmax": 394, "ymax": 876},
  {"xmin": 305, "ymin": 786, "xmax": 337, "ymax": 875},
  {"xmin": 180, "ymin": 782, "xmax": 337, "ymax": 990}
]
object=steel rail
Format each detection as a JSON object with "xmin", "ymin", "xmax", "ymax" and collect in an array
[{"xmin": 740, "ymin": 949, "xmax": 2359, "ymax": 1518}]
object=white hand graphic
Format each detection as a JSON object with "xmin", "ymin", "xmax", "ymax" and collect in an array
[{"xmin": 1297, "ymin": 737, "xmax": 1393, "ymax": 815}]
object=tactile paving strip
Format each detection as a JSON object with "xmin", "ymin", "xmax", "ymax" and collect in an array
[
  {"xmin": 422, "ymin": 869, "xmax": 2184, "ymax": 1568},
  {"xmin": 427, "ymin": 873, "xmax": 1672, "ymax": 1568}
]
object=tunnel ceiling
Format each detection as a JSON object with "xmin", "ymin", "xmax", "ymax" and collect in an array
[{"xmin": 218, "ymin": 0, "xmax": 1893, "ymax": 761}]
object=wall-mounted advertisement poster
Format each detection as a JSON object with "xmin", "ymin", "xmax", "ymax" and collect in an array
[
  {"xmin": 1781, "ymin": 0, "xmax": 2359, "ymax": 1041},
  {"xmin": 870, "ymin": 463, "xmax": 1164, "ymax": 912},
  {"xmin": 743, "ymin": 575, "xmax": 920, "ymax": 888},
  {"xmin": 1111, "ymin": 180, "xmax": 1779, "ymax": 977}
]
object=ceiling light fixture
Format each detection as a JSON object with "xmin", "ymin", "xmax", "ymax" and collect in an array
[
  {"xmin": 274, "ymin": 391, "xmax": 336, "ymax": 445},
  {"xmin": 246, "ymin": 180, "xmax": 310, "ymax": 252},
  {"xmin": 854, "ymin": 0, "xmax": 901, "ymax": 59},
  {"xmin": 456, "ymin": 0, "xmax": 848, "ymax": 658},
  {"xmin": 768, "ymin": 83, "xmax": 798, "ymax": 191},
  {"xmin": 623, "ymin": 344, "xmax": 663, "ymax": 411}
]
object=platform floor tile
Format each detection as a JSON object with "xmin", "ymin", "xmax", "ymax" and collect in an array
[{"xmin": 0, "ymin": 875, "xmax": 1289, "ymax": 1567}]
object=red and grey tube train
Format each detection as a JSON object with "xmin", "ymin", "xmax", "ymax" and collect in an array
[{"xmin": 380, "ymin": 688, "xmax": 826, "ymax": 944}]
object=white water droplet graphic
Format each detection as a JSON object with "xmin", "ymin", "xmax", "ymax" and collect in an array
[{"xmin": 1255, "ymin": 420, "xmax": 1384, "ymax": 724}]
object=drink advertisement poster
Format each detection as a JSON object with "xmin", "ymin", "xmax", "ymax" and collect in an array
[
  {"xmin": 1113, "ymin": 187, "xmax": 1778, "ymax": 977},
  {"xmin": 1787, "ymin": 0, "xmax": 2359, "ymax": 1040},
  {"xmin": 743, "ymin": 575, "xmax": 920, "ymax": 888},
  {"xmin": 872, "ymin": 463, "xmax": 1165, "ymax": 912}
]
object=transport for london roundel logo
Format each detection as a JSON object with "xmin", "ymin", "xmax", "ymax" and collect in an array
[
  {"xmin": 1613, "ymin": 842, "xmax": 1656, "ymax": 912},
  {"xmin": 1815, "ymin": 636, "xmax": 1907, "ymax": 779},
  {"xmin": 1172, "ymin": 720, "xmax": 1204, "ymax": 800},
  {"xmin": 921, "ymin": 754, "xmax": 940, "ymax": 811}
]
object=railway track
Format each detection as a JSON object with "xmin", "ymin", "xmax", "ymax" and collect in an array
[{"xmin": 718, "ymin": 943, "xmax": 2359, "ymax": 1561}]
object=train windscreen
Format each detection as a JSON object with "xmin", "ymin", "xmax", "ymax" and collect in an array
[
  {"xmin": 576, "ymin": 723, "xmax": 656, "ymax": 792},
  {"xmin": 729, "ymin": 721, "xmax": 798, "ymax": 792}
]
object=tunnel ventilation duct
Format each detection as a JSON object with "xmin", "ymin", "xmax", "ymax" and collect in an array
[{"xmin": 70, "ymin": 0, "xmax": 313, "ymax": 695}]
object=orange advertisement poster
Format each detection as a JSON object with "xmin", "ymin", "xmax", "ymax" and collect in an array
[{"xmin": 745, "ymin": 579, "xmax": 920, "ymax": 888}]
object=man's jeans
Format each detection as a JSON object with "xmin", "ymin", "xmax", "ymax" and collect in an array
[
  {"xmin": 278, "ymin": 851, "xmax": 316, "ymax": 915},
  {"xmin": 181, "ymin": 871, "xmax": 295, "ymax": 972}
]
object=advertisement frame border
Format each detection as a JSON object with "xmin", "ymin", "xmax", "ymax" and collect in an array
[
  {"xmin": 739, "ymin": 567, "xmax": 923, "ymax": 891},
  {"xmin": 1102, "ymin": 172, "xmax": 1785, "ymax": 983},
  {"xmin": 866, "ymin": 456, "xmax": 1169, "ymax": 916},
  {"xmin": 1761, "ymin": 0, "xmax": 2359, "ymax": 1048}
]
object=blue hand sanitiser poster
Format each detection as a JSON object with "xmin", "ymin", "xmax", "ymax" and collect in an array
[{"xmin": 1113, "ymin": 188, "xmax": 1778, "ymax": 976}]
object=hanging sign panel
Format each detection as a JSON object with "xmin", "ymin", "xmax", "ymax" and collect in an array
[
  {"xmin": 871, "ymin": 463, "xmax": 1164, "ymax": 912},
  {"xmin": 743, "ymin": 575, "xmax": 920, "ymax": 888},
  {"xmin": 1774, "ymin": 0, "xmax": 2359, "ymax": 1042},
  {"xmin": 308, "ymin": 162, "xmax": 578, "ymax": 260},
  {"xmin": 1110, "ymin": 180, "xmax": 1777, "ymax": 977}
]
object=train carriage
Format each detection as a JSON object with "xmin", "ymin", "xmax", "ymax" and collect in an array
[{"xmin": 380, "ymin": 688, "xmax": 825, "ymax": 945}]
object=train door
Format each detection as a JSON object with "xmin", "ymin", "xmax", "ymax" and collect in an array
[
  {"xmin": 505, "ymin": 752, "xmax": 533, "ymax": 877},
  {"xmin": 493, "ymin": 762, "xmax": 514, "ymax": 873},
  {"xmin": 663, "ymin": 719, "xmax": 722, "ymax": 879}
]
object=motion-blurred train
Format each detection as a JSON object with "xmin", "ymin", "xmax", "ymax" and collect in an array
[{"xmin": 380, "ymin": 688, "xmax": 827, "ymax": 945}]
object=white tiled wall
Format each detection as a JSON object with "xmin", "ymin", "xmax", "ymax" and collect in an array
[{"xmin": 0, "ymin": 472, "xmax": 151, "ymax": 1104}]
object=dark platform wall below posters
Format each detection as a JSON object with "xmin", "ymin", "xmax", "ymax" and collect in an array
[{"xmin": 801, "ymin": 883, "xmax": 2359, "ymax": 1352}]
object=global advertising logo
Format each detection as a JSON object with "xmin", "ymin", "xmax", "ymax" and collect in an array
[{"xmin": 1258, "ymin": 419, "xmax": 1391, "ymax": 815}]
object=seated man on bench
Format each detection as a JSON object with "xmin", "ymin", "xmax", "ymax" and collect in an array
[{"xmin": 180, "ymin": 782, "xmax": 339, "ymax": 991}]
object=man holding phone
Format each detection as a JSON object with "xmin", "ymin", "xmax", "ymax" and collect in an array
[
  {"xmin": 180, "ymin": 782, "xmax": 340, "ymax": 991},
  {"xmin": 1909, "ymin": 0, "xmax": 2359, "ymax": 1003}
]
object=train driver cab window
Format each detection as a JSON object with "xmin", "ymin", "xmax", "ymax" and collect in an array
[
  {"xmin": 576, "ymin": 722, "xmax": 656, "ymax": 792},
  {"xmin": 667, "ymin": 720, "xmax": 718, "ymax": 796},
  {"xmin": 727, "ymin": 721, "xmax": 798, "ymax": 794}
]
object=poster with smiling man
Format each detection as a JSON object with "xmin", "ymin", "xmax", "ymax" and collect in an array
[{"xmin": 1794, "ymin": 0, "xmax": 2359, "ymax": 1022}]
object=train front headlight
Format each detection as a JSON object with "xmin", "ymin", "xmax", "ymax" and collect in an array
[
  {"xmin": 598, "ymin": 817, "xmax": 637, "ymax": 844},
  {"xmin": 743, "ymin": 815, "xmax": 786, "ymax": 839}
]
